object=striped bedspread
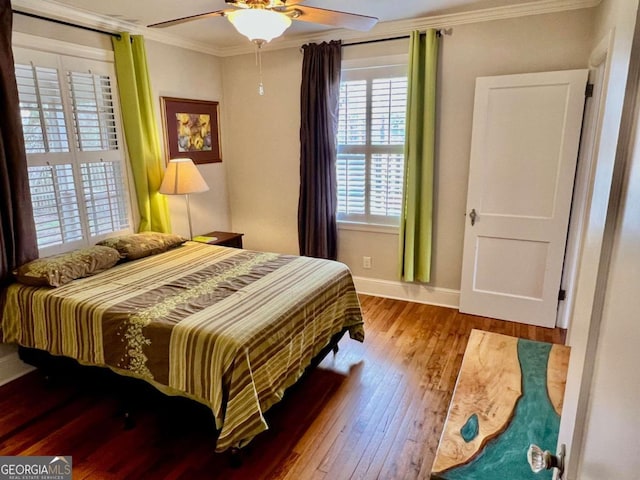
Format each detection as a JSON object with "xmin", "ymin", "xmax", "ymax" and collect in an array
[{"xmin": 1, "ymin": 242, "xmax": 364, "ymax": 451}]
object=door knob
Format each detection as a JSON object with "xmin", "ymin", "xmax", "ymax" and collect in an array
[
  {"xmin": 527, "ymin": 444, "xmax": 565, "ymax": 477},
  {"xmin": 469, "ymin": 208, "xmax": 477, "ymax": 226}
]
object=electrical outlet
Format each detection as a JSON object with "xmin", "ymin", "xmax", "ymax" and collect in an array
[{"xmin": 363, "ymin": 256, "xmax": 372, "ymax": 269}]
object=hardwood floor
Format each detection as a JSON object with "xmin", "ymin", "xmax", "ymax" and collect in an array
[{"xmin": 0, "ymin": 295, "xmax": 566, "ymax": 479}]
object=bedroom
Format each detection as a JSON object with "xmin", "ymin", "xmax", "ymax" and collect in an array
[{"xmin": 0, "ymin": 0, "xmax": 639, "ymax": 479}]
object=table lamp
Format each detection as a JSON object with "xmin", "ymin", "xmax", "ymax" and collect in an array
[{"xmin": 159, "ymin": 158, "xmax": 209, "ymax": 239}]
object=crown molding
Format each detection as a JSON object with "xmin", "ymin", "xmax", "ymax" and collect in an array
[
  {"xmin": 226, "ymin": 0, "xmax": 601, "ymax": 56},
  {"xmin": 12, "ymin": 0, "xmax": 600, "ymax": 58}
]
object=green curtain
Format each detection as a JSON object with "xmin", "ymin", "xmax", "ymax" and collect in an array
[
  {"xmin": 112, "ymin": 33, "xmax": 170, "ymax": 233},
  {"xmin": 398, "ymin": 30, "xmax": 439, "ymax": 283}
]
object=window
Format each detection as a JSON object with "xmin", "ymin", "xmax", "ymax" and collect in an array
[
  {"xmin": 337, "ymin": 64, "xmax": 408, "ymax": 226},
  {"xmin": 14, "ymin": 46, "xmax": 131, "ymax": 255}
]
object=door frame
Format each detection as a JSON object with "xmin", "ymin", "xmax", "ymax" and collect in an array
[
  {"xmin": 557, "ymin": 42, "xmax": 610, "ymax": 330},
  {"xmin": 557, "ymin": 30, "xmax": 613, "ymax": 478},
  {"xmin": 558, "ymin": 21, "xmax": 640, "ymax": 477}
]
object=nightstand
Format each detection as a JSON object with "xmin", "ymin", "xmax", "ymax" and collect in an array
[{"xmin": 196, "ymin": 231, "xmax": 244, "ymax": 249}]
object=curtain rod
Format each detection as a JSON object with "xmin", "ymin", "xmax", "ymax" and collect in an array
[
  {"xmin": 342, "ymin": 28, "xmax": 452, "ymax": 47},
  {"xmin": 12, "ymin": 10, "xmax": 121, "ymax": 38},
  {"xmin": 14, "ymin": 10, "xmax": 452, "ymax": 46}
]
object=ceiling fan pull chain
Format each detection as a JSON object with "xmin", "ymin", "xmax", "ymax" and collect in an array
[{"xmin": 256, "ymin": 41, "xmax": 265, "ymax": 96}]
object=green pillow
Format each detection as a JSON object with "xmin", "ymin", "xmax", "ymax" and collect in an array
[
  {"xmin": 15, "ymin": 245, "xmax": 121, "ymax": 287},
  {"xmin": 96, "ymin": 232, "xmax": 187, "ymax": 261}
]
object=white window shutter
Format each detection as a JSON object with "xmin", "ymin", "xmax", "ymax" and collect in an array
[
  {"xmin": 370, "ymin": 153, "xmax": 404, "ymax": 216},
  {"xmin": 28, "ymin": 164, "xmax": 83, "ymax": 249},
  {"xmin": 371, "ymin": 77, "xmax": 408, "ymax": 146},
  {"xmin": 81, "ymin": 161, "xmax": 129, "ymax": 236},
  {"xmin": 337, "ymin": 153, "xmax": 366, "ymax": 215},
  {"xmin": 338, "ymin": 80, "xmax": 367, "ymax": 146},
  {"xmin": 67, "ymin": 71, "xmax": 119, "ymax": 152},
  {"xmin": 15, "ymin": 64, "xmax": 69, "ymax": 154}
]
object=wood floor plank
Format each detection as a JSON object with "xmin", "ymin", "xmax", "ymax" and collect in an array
[{"xmin": 0, "ymin": 295, "xmax": 566, "ymax": 479}]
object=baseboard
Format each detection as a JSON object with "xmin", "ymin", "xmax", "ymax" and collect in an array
[
  {"xmin": 0, "ymin": 351, "xmax": 35, "ymax": 387},
  {"xmin": 352, "ymin": 276, "xmax": 460, "ymax": 309}
]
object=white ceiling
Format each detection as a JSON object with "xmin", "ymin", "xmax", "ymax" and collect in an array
[{"xmin": 14, "ymin": 0, "xmax": 598, "ymax": 55}]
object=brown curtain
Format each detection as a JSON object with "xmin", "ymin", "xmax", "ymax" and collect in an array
[
  {"xmin": 298, "ymin": 40, "xmax": 341, "ymax": 260},
  {"xmin": 0, "ymin": 1, "xmax": 38, "ymax": 284}
]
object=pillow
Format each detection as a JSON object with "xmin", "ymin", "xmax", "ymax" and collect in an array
[
  {"xmin": 15, "ymin": 245, "xmax": 121, "ymax": 287},
  {"xmin": 96, "ymin": 232, "xmax": 187, "ymax": 261}
]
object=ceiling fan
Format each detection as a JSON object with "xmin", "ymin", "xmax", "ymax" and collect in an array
[{"xmin": 148, "ymin": 0, "xmax": 379, "ymax": 44}]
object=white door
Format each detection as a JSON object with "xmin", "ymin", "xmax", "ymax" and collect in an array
[{"xmin": 459, "ymin": 69, "xmax": 588, "ymax": 328}]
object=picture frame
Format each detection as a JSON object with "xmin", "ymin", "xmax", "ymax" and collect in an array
[{"xmin": 160, "ymin": 97, "xmax": 221, "ymax": 164}]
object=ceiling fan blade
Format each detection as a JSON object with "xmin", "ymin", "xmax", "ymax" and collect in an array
[
  {"xmin": 290, "ymin": 6, "xmax": 378, "ymax": 32},
  {"xmin": 225, "ymin": 0, "xmax": 306, "ymax": 7},
  {"xmin": 148, "ymin": 10, "xmax": 225, "ymax": 28}
]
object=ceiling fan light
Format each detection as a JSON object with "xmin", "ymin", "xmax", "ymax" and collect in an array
[{"xmin": 227, "ymin": 9, "xmax": 292, "ymax": 44}]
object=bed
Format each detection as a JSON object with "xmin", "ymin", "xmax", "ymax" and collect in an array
[{"xmin": 0, "ymin": 241, "xmax": 364, "ymax": 452}]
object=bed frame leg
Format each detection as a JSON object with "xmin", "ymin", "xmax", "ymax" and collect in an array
[
  {"xmin": 43, "ymin": 373, "xmax": 55, "ymax": 387},
  {"xmin": 123, "ymin": 411, "xmax": 136, "ymax": 430},
  {"xmin": 117, "ymin": 398, "xmax": 136, "ymax": 430},
  {"xmin": 229, "ymin": 447, "xmax": 243, "ymax": 468}
]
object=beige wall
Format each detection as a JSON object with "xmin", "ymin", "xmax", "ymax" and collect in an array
[
  {"xmin": 12, "ymin": 14, "xmax": 112, "ymax": 50},
  {"xmin": 222, "ymin": 9, "xmax": 594, "ymax": 292},
  {"xmin": 145, "ymin": 41, "xmax": 231, "ymax": 237},
  {"xmin": 222, "ymin": 47, "xmax": 303, "ymax": 254}
]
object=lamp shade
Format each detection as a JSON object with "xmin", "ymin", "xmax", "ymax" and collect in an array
[
  {"xmin": 226, "ymin": 9, "xmax": 292, "ymax": 43},
  {"xmin": 159, "ymin": 158, "xmax": 209, "ymax": 195}
]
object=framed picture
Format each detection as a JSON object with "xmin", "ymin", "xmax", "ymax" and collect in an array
[{"xmin": 160, "ymin": 97, "xmax": 221, "ymax": 164}]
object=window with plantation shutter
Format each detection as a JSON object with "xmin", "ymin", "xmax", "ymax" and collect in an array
[
  {"xmin": 14, "ymin": 46, "xmax": 132, "ymax": 255},
  {"xmin": 337, "ymin": 64, "xmax": 408, "ymax": 226}
]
